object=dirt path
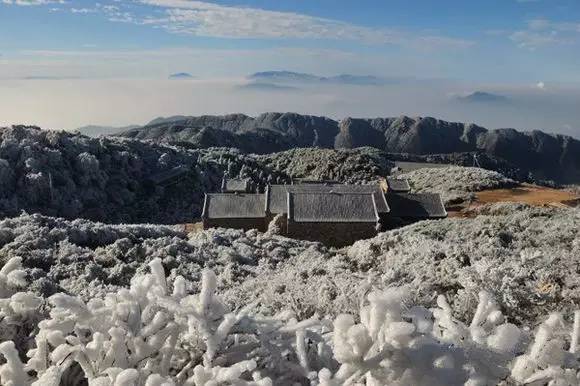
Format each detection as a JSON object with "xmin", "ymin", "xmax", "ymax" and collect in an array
[
  {"xmin": 475, "ymin": 184, "xmax": 579, "ymax": 206},
  {"xmin": 448, "ymin": 184, "xmax": 579, "ymax": 217}
]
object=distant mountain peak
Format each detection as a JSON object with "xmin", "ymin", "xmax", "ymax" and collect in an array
[
  {"xmin": 169, "ymin": 73, "xmax": 194, "ymax": 79},
  {"xmin": 248, "ymin": 71, "xmax": 386, "ymax": 85},
  {"xmin": 456, "ymin": 91, "xmax": 509, "ymax": 103},
  {"xmin": 237, "ymin": 82, "xmax": 298, "ymax": 91}
]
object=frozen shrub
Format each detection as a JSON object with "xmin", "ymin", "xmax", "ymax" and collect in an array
[
  {"xmin": 0, "ymin": 159, "xmax": 13, "ymax": 190},
  {"xmin": 257, "ymin": 147, "xmax": 394, "ymax": 184},
  {"xmin": 77, "ymin": 152, "xmax": 100, "ymax": 174},
  {"xmin": 0, "ymin": 257, "xmax": 44, "ymax": 357},
  {"xmin": 2, "ymin": 259, "xmax": 580, "ymax": 385},
  {"xmin": 3, "ymin": 204, "xmax": 580, "ymax": 325},
  {"xmin": 401, "ymin": 166, "xmax": 518, "ymax": 204},
  {"xmin": 0, "ymin": 126, "xmax": 291, "ymax": 223}
]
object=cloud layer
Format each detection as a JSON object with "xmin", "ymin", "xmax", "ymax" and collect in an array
[{"xmin": 1, "ymin": 77, "xmax": 579, "ymax": 139}]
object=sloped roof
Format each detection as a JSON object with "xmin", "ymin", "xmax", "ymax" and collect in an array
[
  {"xmin": 386, "ymin": 177, "xmax": 411, "ymax": 193},
  {"xmin": 221, "ymin": 177, "xmax": 250, "ymax": 193},
  {"xmin": 203, "ymin": 193, "xmax": 266, "ymax": 219},
  {"xmin": 268, "ymin": 184, "xmax": 292, "ymax": 214},
  {"xmin": 293, "ymin": 178, "xmax": 340, "ymax": 185},
  {"xmin": 149, "ymin": 165, "xmax": 189, "ymax": 185},
  {"xmin": 288, "ymin": 192, "xmax": 379, "ymax": 223},
  {"xmin": 268, "ymin": 183, "xmax": 389, "ymax": 215},
  {"xmin": 386, "ymin": 193, "xmax": 447, "ymax": 219}
]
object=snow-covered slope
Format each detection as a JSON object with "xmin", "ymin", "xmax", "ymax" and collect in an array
[
  {"xmin": 3, "ymin": 204, "xmax": 579, "ymax": 325},
  {"xmin": 2, "ymin": 229, "xmax": 580, "ymax": 385},
  {"xmin": 0, "ymin": 126, "xmax": 292, "ymax": 223},
  {"xmin": 257, "ymin": 147, "xmax": 394, "ymax": 184},
  {"xmin": 401, "ymin": 166, "xmax": 518, "ymax": 204}
]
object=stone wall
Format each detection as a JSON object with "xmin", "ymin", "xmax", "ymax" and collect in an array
[
  {"xmin": 203, "ymin": 218, "xmax": 267, "ymax": 232},
  {"xmin": 287, "ymin": 220, "xmax": 378, "ymax": 247}
]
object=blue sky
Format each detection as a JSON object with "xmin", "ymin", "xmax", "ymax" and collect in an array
[
  {"xmin": 1, "ymin": 0, "xmax": 580, "ymax": 82},
  {"xmin": 2, "ymin": 0, "xmax": 580, "ymax": 133}
]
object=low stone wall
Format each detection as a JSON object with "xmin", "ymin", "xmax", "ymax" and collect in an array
[
  {"xmin": 203, "ymin": 218, "xmax": 267, "ymax": 232},
  {"xmin": 287, "ymin": 221, "xmax": 377, "ymax": 247}
]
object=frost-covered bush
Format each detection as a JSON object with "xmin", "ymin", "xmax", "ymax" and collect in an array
[
  {"xmin": 2, "ymin": 258, "xmax": 580, "ymax": 385},
  {"xmin": 0, "ymin": 214, "xmax": 326, "ymax": 304},
  {"xmin": 0, "ymin": 126, "xmax": 290, "ymax": 223},
  {"xmin": 3, "ymin": 205, "xmax": 580, "ymax": 326},
  {"xmin": 401, "ymin": 166, "xmax": 518, "ymax": 204},
  {"xmin": 257, "ymin": 147, "xmax": 394, "ymax": 184},
  {"xmin": 0, "ymin": 257, "xmax": 44, "ymax": 358}
]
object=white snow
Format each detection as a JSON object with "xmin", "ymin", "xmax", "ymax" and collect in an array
[
  {"xmin": 2, "ymin": 256, "xmax": 580, "ymax": 385},
  {"xmin": 401, "ymin": 166, "xmax": 517, "ymax": 204}
]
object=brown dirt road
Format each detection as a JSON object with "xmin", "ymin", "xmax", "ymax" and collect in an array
[{"xmin": 448, "ymin": 184, "xmax": 579, "ymax": 217}]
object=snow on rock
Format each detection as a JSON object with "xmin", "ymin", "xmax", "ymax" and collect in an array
[
  {"xmin": 401, "ymin": 165, "xmax": 518, "ymax": 204},
  {"xmin": 2, "ymin": 204, "xmax": 580, "ymax": 327}
]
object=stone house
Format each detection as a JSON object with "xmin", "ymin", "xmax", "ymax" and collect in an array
[
  {"xmin": 384, "ymin": 193, "xmax": 447, "ymax": 228},
  {"xmin": 287, "ymin": 191, "xmax": 380, "ymax": 247},
  {"xmin": 385, "ymin": 177, "xmax": 411, "ymax": 193},
  {"xmin": 202, "ymin": 193, "xmax": 267, "ymax": 232},
  {"xmin": 292, "ymin": 178, "xmax": 340, "ymax": 185},
  {"xmin": 202, "ymin": 178, "xmax": 446, "ymax": 247},
  {"xmin": 221, "ymin": 177, "xmax": 253, "ymax": 193},
  {"xmin": 266, "ymin": 183, "xmax": 389, "ymax": 233}
]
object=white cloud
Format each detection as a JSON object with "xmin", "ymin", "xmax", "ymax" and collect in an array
[
  {"xmin": 1, "ymin": 0, "xmax": 64, "ymax": 5},
  {"xmin": 130, "ymin": 0, "xmax": 473, "ymax": 50},
  {"xmin": 510, "ymin": 29, "xmax": 560, "ymax": 49},
  {"xmin": 510, "ymin": 18, "xmax": 580, "ymax": 49},
  {"xmin": 537, "ymin": 81, "xmax": 545, "ymax": 89},
  {"xmin": 71, "ymin": 7, "xmax": 97, "ymax": 14}
]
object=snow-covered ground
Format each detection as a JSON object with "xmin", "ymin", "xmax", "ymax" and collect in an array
[
  {"xmin": 2, "ymin": 209, "xmax": 580, "ymax": 384},
  {"xmin": 3, "ymin": 127, "xmax": 580, "ymax": 384},
  {"xmin": 2, "ymin": 204, "xmax": 579, "ymax": 325},
  {"xmin": 401, "ymin": 166, "xmax": 518, "ymax": 204}
]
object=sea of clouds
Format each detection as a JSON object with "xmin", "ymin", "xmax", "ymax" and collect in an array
[{"xmin": 1, "ymin": 77, "xmax": 579, "ymax": 137}]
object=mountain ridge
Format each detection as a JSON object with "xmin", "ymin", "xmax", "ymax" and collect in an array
[
  {"xmin": 115, "ymin": 113, "xmax": 580, "ymax": 183},
  {"xmin": 248, "ymin": 71, "xmax": 387, "ymax": 85}
]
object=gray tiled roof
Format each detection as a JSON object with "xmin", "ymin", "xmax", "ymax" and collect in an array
[
  {"xmin": 221, "ymin": 177, "xmax": 250, "ymax": 193},
  {"xmin": 268, "ymin": 183, "xmax": 389, "ymax": 215},
  {"xmin": 203, "ymin": 193, "xmax": 266, "ymax": 219},
  {"xmin": 149, "ymin": 165, "xmax": 189, "ymax": 185},
  {"xmin": 288, "ymin": 192, "xmax": 379, "ymax": 223},
  {"xmin": 268, "ymin": 184, "xmax": 292, "ymax": 214},
  {"xmin": 386, "ymin": 193, "xmax": 447, "ymax": 219},
  {"xmin": 386, "ymin": 177, "xmax": 411, "ymax": 193},
  {"xmin": 293, "ymin": 178, "xmax": 340, "ymax": 185}
]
